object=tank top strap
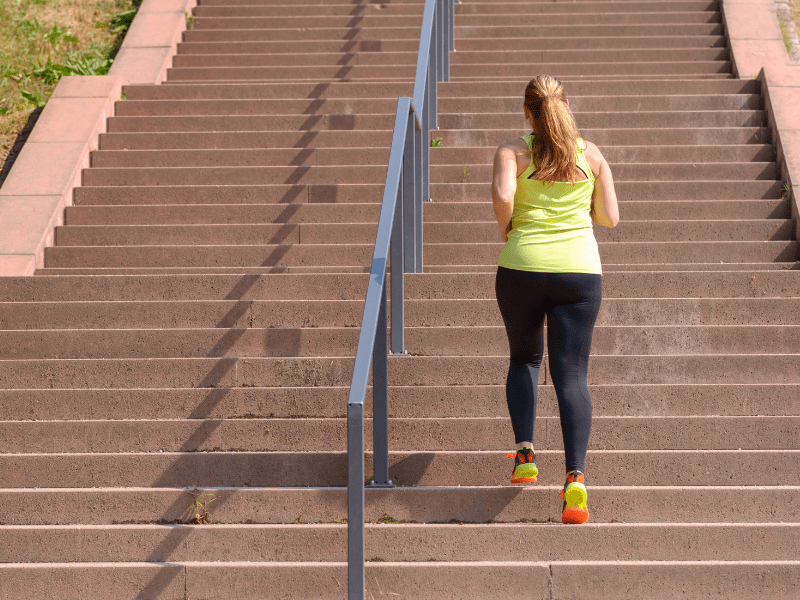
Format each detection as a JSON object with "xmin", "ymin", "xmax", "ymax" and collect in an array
[
  {"xmin": 575, "ymin": 138, "xmax": 595, "ymax": 185},
  {"xmin": 520, "ymin": 134, "xmax": 534, "ymax": 153}
]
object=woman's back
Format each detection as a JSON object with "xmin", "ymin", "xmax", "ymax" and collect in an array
[{"xmin": 497, "ymin": 133, "xmax": 601, "ymax": 274}]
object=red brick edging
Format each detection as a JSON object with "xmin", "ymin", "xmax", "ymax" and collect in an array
[{"xmin": 723, "ymin": 0, "xmax": 800, "ymax": 242}]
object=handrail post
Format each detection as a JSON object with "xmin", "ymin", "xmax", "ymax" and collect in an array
[
  {"xmin": 347, "ymin": 400, "xmax": 365, "ymax": 599},
  {"xmin": 371, "ymin": 282, "xmax": 392, "ymax": 486},
  {"xmin": 449, "ymin": 0, "xmax": 455, "ymax": 52},
  {"xmin": 391, "ymin": 155, "xmax": 405, "ymax": 354},
  {"xmin": 403, "ymin": 108, "xmax": 417, "ymax": 274},
  {"xmin": 438, "ymin": 0, "xmax": 446, "ymax": 83}
]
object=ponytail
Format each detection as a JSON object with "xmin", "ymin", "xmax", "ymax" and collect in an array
[{"xmin": 523, "ymin": 75, "xmax": 580, "ymax": 184}]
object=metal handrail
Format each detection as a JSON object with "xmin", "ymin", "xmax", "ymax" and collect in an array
[{"xmin": 346, "ymin": 0, "xmax": 454, "ymax": 597}]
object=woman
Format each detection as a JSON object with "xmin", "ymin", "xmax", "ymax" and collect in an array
[{"xmin": 491, "ymin": 75, "xmax": 619, "ymax": 524}]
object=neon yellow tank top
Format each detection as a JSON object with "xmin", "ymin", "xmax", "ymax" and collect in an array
[{"xmin": 497, "ymin": 134, "xmax": 602, "ymax": 274}]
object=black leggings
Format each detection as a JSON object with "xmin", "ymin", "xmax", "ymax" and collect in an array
[{"xmin": 495, "ymin": 266, "xmax": 602, "ymax": 474}]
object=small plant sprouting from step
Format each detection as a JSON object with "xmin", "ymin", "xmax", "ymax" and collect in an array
[
  {"xmin": 292, "ymin": 508, "xmax": 310, "ymax": 524},
  {"xmin": 430, "ymin": 137, "xmax": 443, "ymax": 147},
  {"xmin": 372, "ymin": 514, "xmax": 401, "ymax": 524},
  {"xmin": 187, "ymin": 489, "xmax": 216, "ymax": 524},
  {"xmin": 462, "ymin": 161, "xmax": 469, "ymax": 183},
  {"xmin": 777, "ymin": 13, "xmax": 792, "ymax": 56},
  {"xmin": 120, "ymin": 90, "xmax": 127, "ymax": 101},
  {"xmin": 781, "ymin": 182, "xmax": 790, "ymax": 199},
  {"xmin": 183, "ymin": 10, "xmax": 195, "ymax": 30}
]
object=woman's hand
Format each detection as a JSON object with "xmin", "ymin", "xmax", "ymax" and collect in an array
[{"xmin": 492, "ymin": 143, "xmax": 517, "ymax": 241}]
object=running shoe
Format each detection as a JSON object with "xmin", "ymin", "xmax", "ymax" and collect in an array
[
  {"xmin": 560, "ymin": 471, "xmax": 589, "ymax": 524},
  {"xmin": 506, "ymin": 447, "xmax": 538, "ymax": 483}
]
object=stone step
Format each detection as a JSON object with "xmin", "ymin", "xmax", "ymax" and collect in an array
[
  {"xmin": 3, "ymin": 324, "xmax": 798, "ymax": 360},
  {"xmin": 456, "ymin": 0, "xmax": 720, "ymax": 13},
  {"xmin": 97, "ymin": 130, "xmax": 395, "ymax": 151},
  {"xmin": 2, "ymin": 297, "xmax": 797, "ymax": 331},
  {"xmin": 455, "ymin": 13, "xmax": 721, "ymax": 26},
  {"xmin": 454, "ymin": 23, "xmax": 724, "ymax": 38},
  {"xmin": 439, "ymin": 95, "xmax": 761, "ymax": 112},
  {"xmin": 194, "ymin": 3, "xmax": 425, "ymax": 17},
  {"xmin": 432, "ymin": 180, "xmax": 782, "ymax": 201},
  {"xmin": 438, "ymin": 77, "xmax": 758, "ymax": 96},
  {"xmin": 0, "ymin": 523, "xmax": 797, "ymax": 563},
  {"xmin": 105, "ymin": 114, "xmax": 398, "ymax": 133},
  {"xmin": 3, "ymin": 271, "xmax": 797, "ymax": 301},
  {"xmin": 40, "ymin": 240, "xmax": 799, "ymax": 268},
  {"xmin": 69, "ymin": 180, "xmax": 783, "ymax": 207},
  {"xmin": 431, "ymin": 145, "xmax": 774, "ymax": 163},
  {"xmin": 117, "ymin": 79, "xmax": 756, "ymax": 101},
  {"xmin": 90, "ymin": 147, "xmax": 391, "ymax": 168},
  {"xmin": 438, "ymin": 111, "xmax": 765, "ymax": 129},
  {"xmin": 1, "ymin": 415, "xmax": 798, "ymax": 453},
  {"xmin": 432, "ymin": 162, "xmax": 778, "ymax": 182},
  {"xmin": 0, "ymin": 354, "xmax": 798, "ymax": 389},
  {"xmin": 0, "ymin": 485, "xmax": 794, "ymax": 526},
  {"xmin": 0, "ymin": 559, "xmax": 800, "ymax": 600},
  {"xmin": 435, "ymin": 127, "xmax": 770, "ymax": 148},
  {"xmin": 0, "ymin": 560, "xmax": 795, "ymax": 600},
  {"xmin": 176, "ymin": 39, "xmax": 422, "ymax": 55},
  {"xmin": 113, "ymin": 99, "xmax": 406, "ymax": 117},
  {"xmin": 173, "ymin": 36, "xmax": 727, "ymax": 56},
  {"xmin": 52, "ymin": 219, "xmax": 794, "ymax": 247},
  {"xmin": 448, "ymin": 62, "xmax": 732, "ymax": 78},
  {"xmin": 449, "ymin": 73, "xmax": 735, "ymax": 82},
  {"xmin": 25, "ymin": 262, "xmax": 800, "ymax": 275},
  {"xmin": 165, "ymin": 65, "xmax": 418, "ymax": 81},
  {"xmin": 81, "ymin": 165, "xmax": 390, "ymax": 186},
  {"xmin": 190, "ymin": 15, "xmax": 424, "ymax": 29},
  {"xmin": 169, "ymin": 48, "xmax": 728, "ymax": 70},
  {"xmin": 1, "ymin": 383, "xmax": 797, "ymax": 420},
  {"xmin": 450, "ymin": 47, "xmax": 730, "ymax": 63},
  {"xmin": 181, "ymin": 26, "xmax": 424, "ymax": 43},
  {"xmin": 425, "ymin": 241, "xmax": 798, "ymax": 266},
  {"xmin": 2, "ymin": 449, "xmax": 797, "ymax": 487},
  {"xmin": 76, "ymin": 162, "xmax": 778, "ymax": 187},
  {"xmin": 61, "ymin": 198, "xmax": 789, "ymax": 225},
  {"xmin": 74, "ymin": 183, "xmax": 385, "ymax": 205},
  {"xmin": 110, "ymin": 101, "xmax": 765, "ymax": 128}
]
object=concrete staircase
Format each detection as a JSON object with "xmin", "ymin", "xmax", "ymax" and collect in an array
[{"xmin": 1, "ymin": 0, "xmax": 799, "ymax": 597}]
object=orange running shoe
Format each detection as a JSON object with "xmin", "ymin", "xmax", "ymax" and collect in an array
[
  {"xmin": 560, "ymin": 471, "xmax": 589, "ymax": 524},
  {"xmin": 506, "ymin": 448, "xmax": 538, "ymax": 483}
]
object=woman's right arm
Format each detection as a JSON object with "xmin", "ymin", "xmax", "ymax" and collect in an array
[
  {"xmin": 492, "ymin": 143, "xmax": 518, "ymax": 242},
  {"xmin": 585, "ymin": 141, "xmax": 619, "ymax": 228}
]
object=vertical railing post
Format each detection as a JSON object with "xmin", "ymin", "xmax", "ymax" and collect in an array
[
  {"xmin": 347, "ymin": 400, "xmax": 365, "ymax": 599},
  {"xmin": 438, "ymin": 0, "xmax": 446, "ymax": 82},
  {"xmin": 416, "ymin": 127, "xmax": 424, "ymax": 271},
  {"xmin": 450, "ymin": 0, "xmax": 455, "ymax": 52},
  {"xmin": 391, "ymin": 163, "xmax": 405, "ymax": 354},
  {"xmin": 403, "ymin": 109, "xmax": 416, "ymax": 274},
  {"xmin": 371, "ymin": 283, "xmax": 391, "ymax": 486}
]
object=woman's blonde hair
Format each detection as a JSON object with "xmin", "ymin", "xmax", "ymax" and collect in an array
[{"xmin": 523, "ymin": 75, "xmax": 580, "ymax": 184}]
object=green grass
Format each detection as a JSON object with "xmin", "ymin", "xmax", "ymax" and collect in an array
[
  {"xmin": 778, "ymin": 13, "xmax": 793, "ymax": 56},
  {"xmin": 1, "ymin": 0, "xmax": 135, "ymax": 170}
]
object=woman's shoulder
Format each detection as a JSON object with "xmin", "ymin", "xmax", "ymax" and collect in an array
[
  {"xmin": 579, "ymin": 139, "xmax": 605, "ymax": 176},
  {"xmin": 498, "ymin": 136, "xmax": 530, "ymax": 153}
]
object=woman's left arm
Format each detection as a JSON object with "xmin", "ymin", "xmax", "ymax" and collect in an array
[{"xmin": 492, "ymin": 143, "xmax": 518, "ymax": 242}]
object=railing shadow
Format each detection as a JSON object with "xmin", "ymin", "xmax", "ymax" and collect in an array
[{"xmin": 131, "ymin": 3, "xmax": 400, "ymax": 598}]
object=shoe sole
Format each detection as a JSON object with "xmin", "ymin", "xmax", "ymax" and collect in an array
[
  {"xmin": 562, "ymin": 481, "xmax": 589, "ymax": 524},
  {"xmin": 510, "ymin": 463, "xmax": 538, "ymax": 483}
]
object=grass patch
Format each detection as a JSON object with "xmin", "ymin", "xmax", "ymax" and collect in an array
[
  {"xmin": 1, "ymin": 0, "xmax": 139, "ymax": 178},
  {"xmin": 778, "ymin": 13, "xmax": 793, "ymax": 56}
]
